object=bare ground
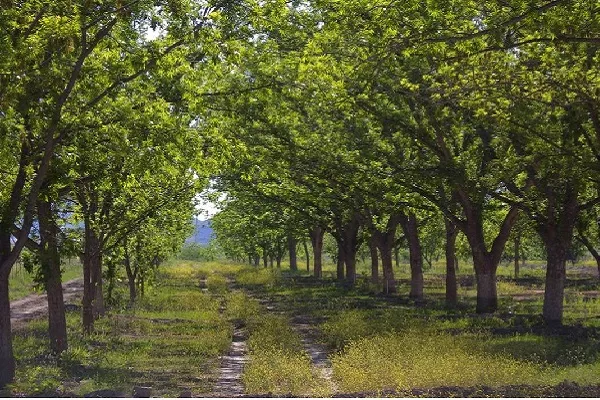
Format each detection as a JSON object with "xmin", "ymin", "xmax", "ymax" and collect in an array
[{"xmin": 10, "ymin": 278, "xmax": 84, "ymax": 329}]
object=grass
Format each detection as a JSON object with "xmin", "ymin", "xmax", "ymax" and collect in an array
[
  {"xmin": 242, "ymin": 314, "xmax": 329, "ymax": 396},
  {"xmin": 331, "ymin": 332, "xmax": 545, "ymax": 392},
  {"xmin": 9, "ymin": 260, "xmax": 234, "ymax": 397},
  {"xmin": 9, "ymin": 257, "xmax": 600, "ymax": 397},
  {"xmin": 9, "ymin": 258, "xmax": 82, "ymax": 301}
]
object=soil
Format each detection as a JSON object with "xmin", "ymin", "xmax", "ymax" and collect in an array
[{"xmin": 10, "ymin": 278, "xmax": 84, "ymax": 329}]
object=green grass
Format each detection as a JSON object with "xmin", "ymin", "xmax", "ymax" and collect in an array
[
  {"xmin": 331, "ymin": 332, "xmax": 546, "ymax": 392},
  {"xmin": 9, "ymin": 259, "xmax": 82, "ymax": 301},
  {"xmin": 9, "ymin": 260, "xmax": 234, "ymax": 397},
  {"xmin": 9, "ymin": 258, "xmax": 600, "ymax": 397},
  {"xmin": 242, "ymin": 314, "xmax": 329, "ymax": 396}
]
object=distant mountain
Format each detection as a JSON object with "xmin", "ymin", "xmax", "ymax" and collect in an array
[{"xmin": 185, "ymin": 219, "xmax": 213, "ymax": 245}]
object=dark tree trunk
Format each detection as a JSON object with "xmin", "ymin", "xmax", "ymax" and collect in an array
[
  {"xmin": 445, "ymin": 219, "xmax": 458, "ymax": 308},
  {"xmin": 394, "ymin": 245, "xmax": 400, "ymax": 269},
  {"xmin": 253, "ymin": 254, "xmax": 260, "ymax": 267},
  {"xmin": 336, "ymin": 242, "xmax": 345, "ymax": 281},
  {"xmin": 124, "ymin": 244, "xmax": 136, "ymax": 305},
  {"xmin": 369, "ymin": 236, "xmax": 379, "ymax": 284},
  {"xmin": 82, "ymin": 213, "xmax": 103, "ymax": 333},
  {"xmin": 461, "ymin": 203, "xmax": 519, "ymax": 314},
  {"xmin": 514, "ymin": 235, "xmax": 520, "ymax": 279},
  {"xmin": 309, "ymin": 227, "xmax": 324, "ymax": 278},
  {"xmin": 539, "ymin": 205, "xmax": 576, "ymax": 326},
  {"xmin": 475, "ymin": 264, "xmax": 498, "ymax": 313},
  {"xmin": 372, "ymin": 214, "xmax": 400, "ymax": 294},
  {"xmin": 269, "ymin": 254, "xmax": 274, "ymax": 268},
  {"xmin": 400, "ymin": 213, "xmax": 424, "ymax": 300},
  {"xmin": 543, "ymin": 245, "xmax": 567, "ymax": 326},
  {"xmin": 0, "ymin": 271, "xmax": 14, "ymax": 388},
  {"xmin": 288, "ymin": 235, "xmax": 297, "ymax": 271},
  {"xmin": 262, "ymin": 247, "xmax": 268, "ymax": 268},
  {"xmin": 38, "ymin": 199, "xmax": 68, "ymax": 353},
  {"xmin": 303, "ymin": 240, "xmax": 310, "ymax": 272},
  {"xmin": 336, "ymin": 215, "xmax": 361, "ymax": 285}
]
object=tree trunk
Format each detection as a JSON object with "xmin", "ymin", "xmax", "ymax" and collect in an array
[
  {"xmin": 38, "ymin": 199, "xmax": 68, "ymax": 353},
  {"xmin": 309, "ymin": 227, "xmax": 324, "ymax": 278},
  {"xmin": 253, "ymin": 254, "xmax": 259, "ymax": 267},
  {"xmin": 476, "ymin": 267, "xmax": 498, "ymax": 313},
  {"xmin": 394, "ymin": 245, "xmax": 400, "ymax": 269},
  {"xmin": 543, "ymin": 254, "xmax": 566, "ymax": 326},
  {"xmin": 337, "ymin": 216, "xmax": 361, "ymax": 285},
  {"xmin": 262, "ymin": 247, "xmax": 268, "ymax": 268},
  {"xmin": 336, "ymin": 243, "xmax": 345, "ymax": 281},
  {"xmin": 124, "ymin": 245, "xmax": 136, "ymax": 305},
  {"xmin": 400, "ymin": 213, "xmax": 424, "ymax": 300},
  {"xmin": 372, "ymin": 214, "xmax": 400, "ymax": 294},
  {"xmin": 369, "ymin": 236, "xmax": 379, "ymax": 284},
  {"xmin": 0, "ymin": 271, "xmax": 14, "ymax": 388},
  {"xmin": 344, "ymin": 244, "xmax": 357, "ymax": 284},
  {"xmin": 380, "ymin": 244, "xmax": 396, "ymax": 294},
  {"xmin": 303, "ymin": 240, "xmax": 310, "ymax": 272},
  {"xmin": 514, "ymin": 235, "xmax": 520, "ymax": 279},
  {"xmin": 540, "ymin": 228, "xmax": 572, "ymax": 326},
  {"xmin": 461, "ymin": 204, "xmax": 518, "ymax": 314},
  {"xmin": 445, "ymin": 219, "xmax": 458, "ymax": 308},
  {"xmin": 269, "ymin": 254, "xmax": 274, "ymax": 268},
  {"xmin": 82, "ymin": 214, "xmax": 102, "ymax": 333},
  {"xmin": 288, "ymin": 235, "xmax": 297, "ymax": 271}
]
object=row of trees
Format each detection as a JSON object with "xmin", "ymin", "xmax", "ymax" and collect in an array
[
  {"xmin": 206, "ymin": 0, "xmax": 600, "ymax": 329},
  {"xmin": 0, "ymin": 0, "xmax": 248, "ymax": 387}
]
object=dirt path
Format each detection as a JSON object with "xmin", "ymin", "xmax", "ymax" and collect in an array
[
  {"xmin": 213, "ymin": 327, "xmax": 248, "ymax": 397},
  {"xmin": 290, "ymin": 314, "xmax": 338, "ymax": 394},
  {"xmin": 10, "ymin": 278, "xmax": 84, "ymax": 328}
]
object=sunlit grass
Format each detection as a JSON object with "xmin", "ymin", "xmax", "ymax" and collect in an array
[
  {"xmin": 243, "ymin": 314, "xmax": 329, "ymax": 396},
  {"xmin": 10, "ymin": 260, "xmax": 233, "ymax": 397},
  {"xmin": 331, "ymin": 332, "xmax": 548, "ymax": 392}
]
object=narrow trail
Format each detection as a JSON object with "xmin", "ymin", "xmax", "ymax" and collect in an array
[
  {"xmin": 257, "ymin": 293, "xmax": 338, "ymax": 395},
  {"xmin": 213, "ymin": 327, "xmax": 248, "ymax": 397},
  {"xmin": 290, "ymin": 314, "xmax": 338, "ymax": 394},
  {"xmin": 213, "ymin": 277, "xmax": 249, "ymax": 398},
  {"xmin": 10, "ymin": 278, "xmax": 84, "ymax": 328}
]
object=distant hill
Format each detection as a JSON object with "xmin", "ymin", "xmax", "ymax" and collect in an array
[{"xmin": 185, "ymin": 219, "xmax": 213, "ymax": 245}]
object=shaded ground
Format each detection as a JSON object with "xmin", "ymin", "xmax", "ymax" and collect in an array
[{"xmin": 10, "ymin": 278, "xmax": 84, "ymax": 329}]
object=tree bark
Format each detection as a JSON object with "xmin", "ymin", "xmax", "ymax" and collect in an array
[
  {"xmin": 540, "ymin": 218, "xmax": 575, "ymax": 326},
  {"xmin": 288, "ymin": 235, "xmax": 297, "ymax": 271},
  {"xmin": 0, "ymin": 271, "xmax": 14, "ymax": 388},
  {"xmin": 38, "ymin": 199, "xmax": 68, "ymax": 353},
  {"xmin": 445, "ymin": 219, "xmax": 458, "ymax": 308},
  {"xmin": 337, "ymin": 215, "xmax": 361, "ymax": 285},
  {"xmin": 309, "ymin": 227, "xmax": 324, "ymax": 278},
  {"xmin": 82, "ymin": 212, "xmax": 103, "ymax": 333},
  {"xmin": 336, "ymin": 242, "xmax": 345, "ymax": 281},
  {"xmin": 124, "ymin": 244, "xmax": 137, "ymax": 305},
  {"xmin": 372, "ymin": 214, "xmax": 400, "ymax": 294},
  {"xmin": 514, "ymin": 234, "xmax": 520, "ymax": 279},
  {"xmin": 369, "ymin": 236, "xmax": 379, "ymax": 284},
  {"xmin": 303, "ymin": 240, "xmax": 310, "ymax": 272},
  {"xmin": 461, "ymin": 202, "xmax": 519, "ymax": 314},
  {"xmin": 400, "ymin": 213, "xmax": 424, "ymax": 300},
  {"xmin": 262, "ymin": 247, "xmax": 268, "ymax": 268}
]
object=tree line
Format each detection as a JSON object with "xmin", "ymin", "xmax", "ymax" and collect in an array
[
  {"xmin": 205, "ymin": 0, "xmax": 600, "ymax": 330},
  {"xmin": 1, "ymin": 0, "xmax": 599, "ymax": 390}
]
